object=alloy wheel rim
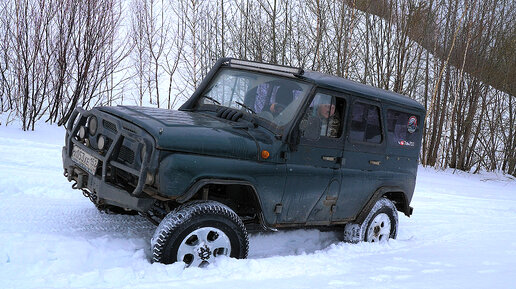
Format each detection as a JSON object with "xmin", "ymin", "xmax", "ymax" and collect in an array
[
  {"xmin": 177, "ymin": 227, "xmax": 231, "ymax": 267},
  {"xmin": 366, "ymin": 213, "xmax": 391, "ymax": 243}
]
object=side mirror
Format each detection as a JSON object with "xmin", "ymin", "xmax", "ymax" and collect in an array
[{"xmin": 300, "ymin": 115, "xmax": 321, "ymax": 141}]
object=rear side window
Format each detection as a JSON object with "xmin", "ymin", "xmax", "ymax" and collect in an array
[
  {"xmin": 349, "ymin": 102, "xmax": 382, "ymax": 144},
  {"xmin": 386, "ymin": 110, "xmax": 419, "ymax": 148}
]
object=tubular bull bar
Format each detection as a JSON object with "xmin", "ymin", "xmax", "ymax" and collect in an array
[{"xmin": 63, "ymin": 107, "xmax": 155, "ymax": 210}]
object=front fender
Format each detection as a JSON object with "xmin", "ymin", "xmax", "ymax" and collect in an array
[{"xmin": 157, "ymin": 153, "xmax": 287, "ymax": 225}]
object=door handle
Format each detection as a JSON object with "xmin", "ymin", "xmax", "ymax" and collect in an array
[
  {"xmin": 369, "ymin": 160, "xmax": 381, "ymax": 166},
  {"xmin": 322, "ymin": 156, "xmax": 337, "ymax": 162}
]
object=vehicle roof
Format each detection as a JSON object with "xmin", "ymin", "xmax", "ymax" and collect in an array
[
  {"xmin": 300, "ymin": 70, "xmax": 426, "ymax": 112},
  {"xmin": 181, "ymin": 58, "xmax": 425, "ymax": 114}
]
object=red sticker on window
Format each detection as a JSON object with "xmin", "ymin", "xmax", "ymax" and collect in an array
[{"xmin": 408, "ymin": 116, "xmax": 417, "ymax": 133}]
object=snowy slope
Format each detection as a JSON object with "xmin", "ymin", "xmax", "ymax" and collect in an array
[{"xmin": 1, "ymin": 124, "xmax": 515, "ymax": 289}]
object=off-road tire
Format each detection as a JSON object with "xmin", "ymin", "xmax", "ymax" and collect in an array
[
  {"xmin": 151, "ymin": 201, "xmax": 249, "ymax": 266},
  {"xmin": 344, "ymin": 198, "xmax": 398, "ymax": 243}
]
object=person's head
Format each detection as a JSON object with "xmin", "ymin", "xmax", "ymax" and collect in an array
[{"xmin": 317, "ymin": 103, "xmax": 335, "ymax": 119}]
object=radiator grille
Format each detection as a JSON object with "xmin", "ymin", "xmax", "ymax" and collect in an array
[
  {"xmin": 103, "ymin": 120, "xmax": 117, "ymax": 133},
  {"xmin": 118, "ymin": 145, "xmax": 135, "ymax": 164}
]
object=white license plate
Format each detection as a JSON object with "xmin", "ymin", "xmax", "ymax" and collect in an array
[{"xmin": 71, "ymin": 145, "xmax": 99, "ymax": 175}]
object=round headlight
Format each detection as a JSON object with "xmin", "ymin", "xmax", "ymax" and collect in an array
[
  {"xmin": 98, "ymin": 135, "xmax": 106, "ymax": 150},
  {"xmin": 88, "ymin": 116, "xmax": 98, "ymax": 135},
  {"xmin": 78, "ymin": 126, "xmax": 87, "ymax": 139}
]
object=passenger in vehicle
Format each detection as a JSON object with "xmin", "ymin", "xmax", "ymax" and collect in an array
[
  {"xmin": 300, "ymin": 94, "xmax": 341, "ymax": 138},
  {"xmin": 317, "ymin": 103, "xmax": 340, "ymax": 137}
]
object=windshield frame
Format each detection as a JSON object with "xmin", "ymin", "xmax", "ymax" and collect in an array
[{"xmin": 189, "ymin": 67, "xmax": 314, "ymax": 134}]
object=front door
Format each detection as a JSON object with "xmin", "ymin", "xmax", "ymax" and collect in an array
[{"xmin": 278, "ymin": 91, "xmax": 347, "ymax": 225}]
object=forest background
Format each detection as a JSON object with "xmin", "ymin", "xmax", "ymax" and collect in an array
[{"xmin": 0, "ymin": 0, "xmax": 514, "ymax": 175}]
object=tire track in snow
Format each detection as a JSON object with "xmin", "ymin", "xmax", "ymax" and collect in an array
[{"xmin": 0, "ymin": 195, "xmax": 155, "ymax": 237}]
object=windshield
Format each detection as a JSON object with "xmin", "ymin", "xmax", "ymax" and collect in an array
[{"xmin": 197, "ymin": 68, "xmax": 312, "ymax": 127}]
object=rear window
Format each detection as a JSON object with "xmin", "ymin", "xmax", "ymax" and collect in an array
[
  {"xmin": 349, "ymin": 102, "xmax": 382, "ymax": 144},
  {"xmin": 386, "ymin": 110, "xmax": 420, "ymax": 148}
]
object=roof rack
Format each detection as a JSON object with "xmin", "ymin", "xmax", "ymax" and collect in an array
[{"xmin": 228, "ymin": 59, "xmax": 304, "ymax": 77}]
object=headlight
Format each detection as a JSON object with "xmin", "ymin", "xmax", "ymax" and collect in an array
[
  {"xmin": 97, "ymin": 135, "xmax": 106, "ymax": 150},
  {"xmin": 78, "ymin": 126, "xmax": 87, "ymax": 139},
  {"xmin": 88, "ymin": 116, "xmax": 98, "ymax": 135}
]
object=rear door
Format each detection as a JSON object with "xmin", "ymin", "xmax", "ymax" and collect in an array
[{"xmin": 332, "ymin": 99, "xmax": 387, "ymax": 221}]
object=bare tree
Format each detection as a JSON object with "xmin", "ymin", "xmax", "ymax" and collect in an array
[
  {"xmin": 0, "ymin": 1, "xmax": 13, "ymax": 116},
  {"xmin": 57, "ymin": 0, "xmax": 129, "ymax": 126},
  {"xmin": 176, "ymin": 0, "xmax": 206, "ymax": 98},
  {"xmin": 3, "ymin": 0, "xmax": 56, "ymax": 130},
  {"xmin": 1, "ymin": 0, "xmax": 515, "ymax": 176},
  {"xmin": 163, "ymin": 3, "xmax": 185, "ymax": 109},
  {"xmin": 130, "ymin": 0, "xmax": 149, "ymax": 106}
]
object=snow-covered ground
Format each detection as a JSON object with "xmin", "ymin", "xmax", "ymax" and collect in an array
[{"xmin": 1, "ymin": 124, "xmax": 515, "ymax": 289}]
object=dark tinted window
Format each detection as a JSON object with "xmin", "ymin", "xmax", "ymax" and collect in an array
[
  {"xmin": 386, "ymin": 110, "xmax": 419, "ymax": 148},
  {"xmin": 349, "ymin": 102, "xmax": 382, "ymax": 143}
]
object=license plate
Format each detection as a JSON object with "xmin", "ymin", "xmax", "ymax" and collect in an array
[{"xmin": 71, "ymin": 145, "xmax": 99, "ymax": 175}]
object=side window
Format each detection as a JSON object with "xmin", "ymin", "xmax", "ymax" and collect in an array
[
  {"xmin": 386, "ymin": 110, "xmax": 419, "ymax": 148},
  {"xmin": 349, "ymin": 102, "xmax": 382, "ymax": 144},
  {"xmin": 299, "ymin": 93, "xmax": 345, "ymax": 139}
]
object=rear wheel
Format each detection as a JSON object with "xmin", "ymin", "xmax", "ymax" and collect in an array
[
  {"xmin": 151, "ymin": 201, "xmax": 249, "ymax": 266},
  {"xmin": 344, "ymin": 198, "xmax": 398, "ymax": 243}
]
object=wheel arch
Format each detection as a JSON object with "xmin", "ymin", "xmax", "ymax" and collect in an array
[
  {"xmin": 355, "ymin": 186, "xmax": 412, "ymax": 224},
  {"xmin": 177, "ymin": 178, "xmax": 269, "ymax": 228}
]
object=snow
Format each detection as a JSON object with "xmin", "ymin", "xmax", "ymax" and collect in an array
[{"xmin": 1, "ymin": 124, "xmax": 516, "ymax": 289}]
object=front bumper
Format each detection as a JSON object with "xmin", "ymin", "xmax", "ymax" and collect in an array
[{"xmin": 62, "ymin": 107, "xmax": 157, "ymax": 211}]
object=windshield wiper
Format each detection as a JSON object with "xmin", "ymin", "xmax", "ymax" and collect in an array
[
  {"xmin": 234, "ymin": 101, "xmax": 255, "ymax": 114},
  {"xmin": 201, "ymin": 95, "xmax": 221, "ymax": 105}
]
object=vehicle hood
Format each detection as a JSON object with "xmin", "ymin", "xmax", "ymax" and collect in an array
[{"xmin": 98, "ymin": 106, "xmax": 263, "ymax": 160}]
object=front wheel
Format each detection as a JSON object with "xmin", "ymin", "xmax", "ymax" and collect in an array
[
  {"xmin": 151, "ymin": 201, "xmax": 249, "ymax": 266},
  {"xmin": 344, "ymin": 198, "xmax": 398, "ymax": 243}
]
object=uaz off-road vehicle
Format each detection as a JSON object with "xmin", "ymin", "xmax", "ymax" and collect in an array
[{"xmin": 63, "ymin": 58, "xmax": 425, "ymax": 267}]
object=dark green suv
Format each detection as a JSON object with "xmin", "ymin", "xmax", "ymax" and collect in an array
[{"xmin": 63, "ymin": 58, "xmax": 425, "ymax": 267}]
